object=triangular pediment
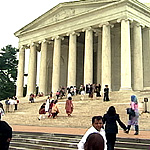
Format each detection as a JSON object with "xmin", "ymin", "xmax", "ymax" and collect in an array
[
  {"xmin": 144, "ymin": 3, "xmax": 150, "ymax": 7},
  {"xmin": 15, "ymin": 0, "xmax": 119, "ymax": 36}
]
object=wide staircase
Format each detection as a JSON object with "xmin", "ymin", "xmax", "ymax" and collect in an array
[{"xmin": 9, "ymin": 131, "xmax": 150, "ymax": 150}]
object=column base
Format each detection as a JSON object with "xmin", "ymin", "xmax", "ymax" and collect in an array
[
  {"xmin": 143, "ymin": 87, "xmax": 150, "ymax": 91},
  {"xmin": 119, "ymin": 87, "xmax": 132, "ymax": 91}
]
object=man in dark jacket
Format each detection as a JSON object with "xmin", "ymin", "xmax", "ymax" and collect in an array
[
  {"xmin": 103, "ymin": 85, "xmax": 109, "ymax": 101},
  {"xmin": 0, "ymin": 120, "xmax": 12, "ymax": 150}
]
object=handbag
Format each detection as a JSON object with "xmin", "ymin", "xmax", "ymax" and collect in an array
[{"xmin": 126, "ymin": 108, "xmax": 135, "ymax": 117}]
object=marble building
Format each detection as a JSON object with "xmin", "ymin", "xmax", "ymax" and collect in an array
[{"xmin": 15, "ymin": 0, "xmax": 150, "ymax": 97}]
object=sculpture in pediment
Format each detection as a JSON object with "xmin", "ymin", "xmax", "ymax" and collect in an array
[{"xmin": 50, "ymin": 8, "xmax": 76, "ymax": 23}]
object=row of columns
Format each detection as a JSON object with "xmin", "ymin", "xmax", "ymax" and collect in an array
[{"xmin": 16, "ymin": 19, "xmax": 145, "ymax": 97}]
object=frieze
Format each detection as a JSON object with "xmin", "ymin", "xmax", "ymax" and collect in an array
[{"xmin": 45, "ymin": 8, "xmax": 75, "ymax": 25}]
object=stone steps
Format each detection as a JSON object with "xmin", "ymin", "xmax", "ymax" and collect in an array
[
  {"xmin": 19, "ymin": 90, "xmax": 150, "ymax": 104},
  {"xmin": 9, "ymin": 131, "xmax": 150, "ymax": 150}
]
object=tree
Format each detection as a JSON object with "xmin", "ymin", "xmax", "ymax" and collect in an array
[{"xmin": 0, "ymin": 45, "xmax": 18, "ymax": 101}]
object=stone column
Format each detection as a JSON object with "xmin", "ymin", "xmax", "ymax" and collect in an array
[
  {"xmin": 47, "ymin": 42, "xmax": 54, "ymax": 93},
  {"xmin": 16, "ymin": 46, "xmax": 25, "ymax": 97},
  {"xmin": 133, "ymin": 23, "xmax": 143, "ymax": 91},
  {"xmin": 120, "ymin": 19, "xmax": 132, "ymax": 90},
  {"xmin": 143, "ymin": 28, "xmax": 150, "ymax": 90},
  {"xmin": 101, "ymin": 22, "xmax": 111, "ymax": 90},
  {"xmin": 97, "ymin": 31, "xmax": 102, "ymax": 84},
  {"xmin": 52, "ymin": 36, "xmax": 62, "ymax": 93},
  {"xmin": 67, "ymin": 32, "xmax": 77, "ymax": 87},
  {"xmin": 39, "ymin": 40, "xmax": 48, "ymax": 95},
  {"xmin": 84, "ymin": 27, "xmax": 93, "ymax": 85},
  {"xmin": 27, "ymin": 43, "xmax": 38, "ymax": 96}
]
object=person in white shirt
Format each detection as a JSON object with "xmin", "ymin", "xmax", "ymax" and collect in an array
[
  {"xmin": 45, "ymin": 97, "xmax": 50, "ymax": 113},
  {"xmin": 67, "ymin": 93, "xmax": 72, "ymax": 98},
  {"xmin": 9, "ymin": 98, "xmax": 16, "ymax": 112},
  {"xmin": 78, "ymin": 116, "xmax": 107, "ymax": 150}
]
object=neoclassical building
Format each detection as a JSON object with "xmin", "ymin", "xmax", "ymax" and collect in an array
[{"xmin": 15, "ymin": 0, "xmax": 150, "ymax": 97}]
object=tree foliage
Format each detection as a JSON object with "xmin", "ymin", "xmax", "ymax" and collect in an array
[{"xmin": 0, "ymin": 45, "xmax": 18, "ymax": 100}]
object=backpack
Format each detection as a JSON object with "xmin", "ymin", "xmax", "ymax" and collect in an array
[{"xmin": 126, "ymin": 108, "xmax": 135, "ymax": 117}]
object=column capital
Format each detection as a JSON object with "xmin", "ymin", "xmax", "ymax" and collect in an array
[
  {"xmin": 82, "ymin": 26, "xmax": 95, "ymax": 32},
  {"xmin": 38, "ymin": 39, "xmax": 52, "ymax": 44},
  {"xmin": 99, "ymin": 22, "xmax": 114, "ymax": 28},
  {"xmin": 117, "ymin": 18, "xmax": 133, "ymax": 23},
  {"xmin": 133, "ymin": 22, "xmax": 145, "ymax": 28},
  {"xmin": 27, "ymin": 42, "xmax": 39, "ymax": 48},
  {"xmin": 94, "ymin": 29, "xmax": 102, "ymax": 36},
  {"xmin": 51, "ymin": 35, "xmax": 64, "ymax": 40},
  {"xmin": 20, "ymin": 45, "xmax": 30, "ymax": 49},
  {"xmin": 66, "ymin": 31, "xmax": 80, "ymax": 37},
  {"xmin": 99, "ymin": 22, "xmax": 109, "ymax": 27},
  {"xmin": 143, "ymin": 26, "xmax": 150, "ymax": 31},
  {"xmin": 19, "ymin": 45, "xmax": 26, "ymax": 49},
  {"xmin": 32, "ymin": 42, "xmax": 40, "ymax": 47}
]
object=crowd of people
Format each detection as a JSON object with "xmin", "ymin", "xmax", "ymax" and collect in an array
[
  {"xmin": 52, "ymin": 84, "xmax": 102, "ymax": 100},
  {"xmin": 38, "ymin": 96, "xmax": 74, "ymax": 120},
  {"xmin": 3, "ymin": 97, "xmax": 19, "ymax": 114},
  {"xmin": 36, "ymin": 83, "xmax": 105, "ymax": 120}
]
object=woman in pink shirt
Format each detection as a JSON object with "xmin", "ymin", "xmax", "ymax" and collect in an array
[{"xmin": 125, "ymin": 95, "xmax": 139, "ymax": 135}]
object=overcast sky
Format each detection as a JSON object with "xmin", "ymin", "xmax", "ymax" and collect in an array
[
  {"xmin": 0, "ymin": 0, "xmax": 75, "ymax": 50},
  {"xmin": 0, "ymin": 0, "xmax": 149, "ymax": 50}
]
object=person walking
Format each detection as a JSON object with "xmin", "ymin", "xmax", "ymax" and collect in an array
[
  {"xmin": 103, "ymin": 106, "xmax": 126, "ymax": 150},
  {"xmin": 125, "ymin": 95, "xmax": 139, "ymax": 135},
  {"xmin": 65, "ymin": 97, "xmax": 73, "ymax": 116}
]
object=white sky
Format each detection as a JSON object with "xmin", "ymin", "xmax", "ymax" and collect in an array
[
  {"xmin": 0, "ymin": 0, "xmax": 149, "ymax": 50},
  {"xmin": 0, "ymin": 0, "xmax": 75, "ymax": 50}
]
